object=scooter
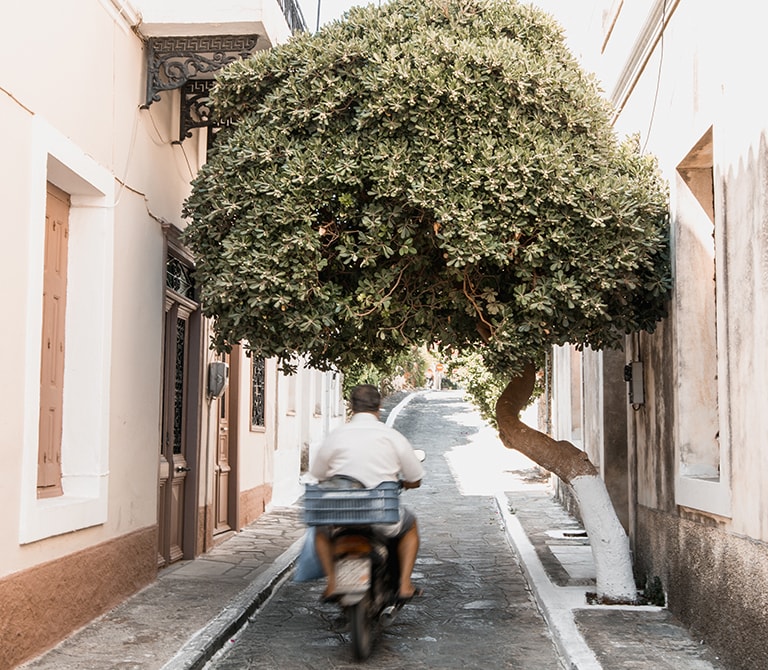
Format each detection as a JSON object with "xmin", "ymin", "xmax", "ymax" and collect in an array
[
  {"xmin": 304, "ymin": 453, "xmax": 424, "ymax": 660},
  {"xmin": 328, "ymin": 512, "xmax": 404, "ymax": 660}
]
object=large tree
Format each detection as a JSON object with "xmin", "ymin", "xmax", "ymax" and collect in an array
[{"xmin": 183, "ymin": 0, "xmax": 670, "ymax": 602}]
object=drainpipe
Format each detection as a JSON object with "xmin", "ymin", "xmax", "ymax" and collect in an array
[
  {"xmin": 202, "ymin": 394, "xmax": 214, "ymax": 553},
  {"xmin": 626, "ymin": 334, "xmax": 640, "ymax": 553},
  {"xmin": 323, "ymin": 373, "xmax": 331, "ymax": 437},
  {"xmin": 108, "ymin": 0, "xmax": 141, "ymax": 26}
]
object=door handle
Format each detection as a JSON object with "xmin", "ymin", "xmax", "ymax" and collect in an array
[{"xmin": 175, "ymin": 466, "xmax": 191, "ymax": 473}]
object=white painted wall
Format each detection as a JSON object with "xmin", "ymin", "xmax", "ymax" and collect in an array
[
  {"xmin": 271, "ymin": 364, "xmax": 345, "ymax": 507},
  {"xmin": 0, "ymin": 0, "xmax": 175, "ymax": 574},
  {"xmin": 235, "ymin": 355, "xmax": 273, "ymax": 496},
  {"xmin": 0, "ymin": 0, "xmax": 306, "ymax": 580}
]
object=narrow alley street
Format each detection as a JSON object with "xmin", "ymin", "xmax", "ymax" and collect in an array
[
  {"xmin": 206, "ymin": 391, "xmax": 563, "ymax": 669},
  {"xmin": 200, "ymin": 391, "xmax": 724, "ymax": 670},
  {"xmin": 20, "ymin": 391, "xmax": 726, "ymax": 670}
]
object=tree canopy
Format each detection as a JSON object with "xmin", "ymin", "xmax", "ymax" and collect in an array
[{"xmin": 182, "ymin": 0, "xmax": 670, "ymax": 376}]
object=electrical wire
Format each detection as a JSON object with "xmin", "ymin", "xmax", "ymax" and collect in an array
[
  {"xmin": 641, "ymin": 0, "xmax": 667, "ymax": 154},
  {"xmin": 73, "ymin": 104, "xmax": 140, "ymax": 209},
  {"xmin": 144, "ymin": 105, "xmax": 195, "ymax": 179}
]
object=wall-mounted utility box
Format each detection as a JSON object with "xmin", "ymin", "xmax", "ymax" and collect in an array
[
  {"xmin": 623, "ymin": 361, "xmax": 645, "ymax": 406},
  {"xmin": 207, "ymin": 361, "xmax": 229, "ymax": 398}
]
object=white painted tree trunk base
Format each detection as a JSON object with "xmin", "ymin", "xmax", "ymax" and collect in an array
[{"xmin": 571, "ymin": 474, "xmax": 637, "ymax": 603}]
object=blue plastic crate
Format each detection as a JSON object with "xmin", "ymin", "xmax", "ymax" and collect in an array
[{"xmin": 303, "ymin": 481, "xmax": 401, "ymax": 526}]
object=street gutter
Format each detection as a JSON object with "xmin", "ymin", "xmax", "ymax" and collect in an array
[{"xmin": 161, "ymin": 536, "xmax": 304, "ymax": 670}]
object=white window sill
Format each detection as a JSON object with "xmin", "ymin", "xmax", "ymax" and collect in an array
[
  {"xmin": 675, "ymin": 475, "xmax": 731, "ymax": 518},
  {"xmin": 19, "ymin": 474, "xmax": 108, "ymax": 544}
]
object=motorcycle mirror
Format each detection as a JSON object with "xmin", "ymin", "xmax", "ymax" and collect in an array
[{"xmin": 413, "ymin": 449, "xmax": 426, "ymax": 462}]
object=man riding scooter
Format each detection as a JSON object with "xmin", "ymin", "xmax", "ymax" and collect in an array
[{"xmin": 310, "ymin": 384, "xmax": 425, "ymax": 603}]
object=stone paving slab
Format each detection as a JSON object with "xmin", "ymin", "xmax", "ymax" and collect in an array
[
  {"xmin": 506, "ymin": 489, "xmax": 595, "ymax": 588},
  {"xmin": 575, "ymin": 609, "xmax": 726, "ymax": 669}
]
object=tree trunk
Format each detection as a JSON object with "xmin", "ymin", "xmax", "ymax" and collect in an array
[{"xmin": 496, "ymin": 362, "xmax": 637, "ymax": 604}]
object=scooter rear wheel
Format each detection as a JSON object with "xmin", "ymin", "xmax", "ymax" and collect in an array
[{"xmin": 349, "ymin": 599, "xmax": 372, "ymax": 661}]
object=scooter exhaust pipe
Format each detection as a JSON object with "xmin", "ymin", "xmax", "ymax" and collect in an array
[{"xmin": 380, "ymin": 605, "xmax": 397, "ymax": 627}]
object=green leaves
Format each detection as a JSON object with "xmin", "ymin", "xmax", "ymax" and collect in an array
[{"xmin": 182, "ymin": 0, "xmax": 670, "ymax": 377}]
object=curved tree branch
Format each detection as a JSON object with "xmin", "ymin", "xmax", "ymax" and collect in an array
[
  {"xmin": 463, "ymin": 272, "xmax": 495, "ymax": 337},
  {"xmin": 354, "ymin": 265, "xmax": 408, "ymax": 318},
  {"xmin": 494, "ymin": 361, "xmax": 637, "ymax": 603},
  {"xmin": 495, "ymin": 361, "xmax": 597, "ymax": 483}
]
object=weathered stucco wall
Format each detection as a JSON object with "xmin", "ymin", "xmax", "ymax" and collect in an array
[
  {"xmin": 720, "ymin": 134, "xmax": 768, "ymax": 541},
  {"xmin": 581, "ymin": 348, "xmax": 629, "ymax": 531},
  {"xmin": 632, "ymin": 322, "xmax": 677, "ymax": 516},
  {"xmin": 604, "ymin": 1, "xmax": 768, "ymax": 662},
  {"xmin": 635, "ymin": 506, "xmax": 768, "ymax": 670}
]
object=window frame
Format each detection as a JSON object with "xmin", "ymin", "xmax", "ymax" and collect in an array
[
  {"xmin": 673, "ymin": 126, "xmax": 732, "ymax": 517},
  {"xmin": 20, "ymin": 118, "xmax": 114, "ymax": 544}
]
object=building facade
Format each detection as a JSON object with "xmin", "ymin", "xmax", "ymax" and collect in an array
[
  {"xmin": 542, "ymin": 1, "xmax": 768, "ymax": 667},
  {"xmin": 0, "ymin": 2, "xmax": 345, "ymax": 667}
]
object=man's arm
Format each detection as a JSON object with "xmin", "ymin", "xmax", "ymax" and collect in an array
[{"xmin": 393, "ymin": 431, "xmax": 424, "ymax": 487}]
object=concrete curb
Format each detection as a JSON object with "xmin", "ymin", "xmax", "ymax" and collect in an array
[
  {"xmin": 384, "ymin": 390, "xmax": 424, "ymax": 428},
  {"xmin": 495, "ymin": 493, "xmax": 602, "ymax": 670},
  {"xmin": 161, "ymin": 536, "xmax": 304, "ymax": 670}
]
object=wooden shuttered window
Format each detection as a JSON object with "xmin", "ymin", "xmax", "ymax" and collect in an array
[{"xmin": 37, "ymin": 183, "xmax": 70, "ymax": 497}]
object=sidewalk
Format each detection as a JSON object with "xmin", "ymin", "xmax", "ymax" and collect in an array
[
  {"xmin": 19, "ymin": 394, "xmax": 725, "ymax": 670},
  {"xmin": 497, "ymin": 489, "xmax": 725, "ymax": 670},
  {"xmin": 18, "ymin": 507, "xmax": 306, "ymax": 670}
]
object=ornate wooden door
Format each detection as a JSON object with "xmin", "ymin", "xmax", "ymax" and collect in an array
[{"xmin": 158, "ymin": 254, "xmax": 199, "ymax": 567}]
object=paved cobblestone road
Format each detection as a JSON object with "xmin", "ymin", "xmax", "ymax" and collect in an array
[{"xmin": 206, "ymin": 391, "xmax": 564, "ymax": 669}]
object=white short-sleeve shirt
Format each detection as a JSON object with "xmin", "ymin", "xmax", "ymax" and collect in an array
[{"xmin": 310, "ymin": 412, "xmax": 424, "ymax": 489}]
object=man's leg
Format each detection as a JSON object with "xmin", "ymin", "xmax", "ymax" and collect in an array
[
  {"xmin": 397, "ymin": 521, "xmax": 420, "ymax": 599},
  {"xmin": 315, "ymin": 528, "xmax": 336, "ymax": 598}
]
